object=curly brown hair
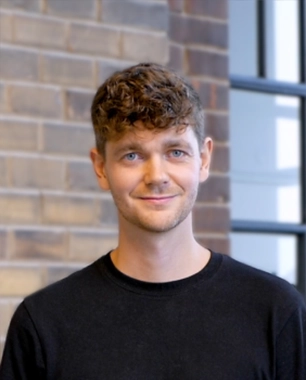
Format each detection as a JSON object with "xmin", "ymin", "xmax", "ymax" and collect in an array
[{"xmin": 91, "ymin": 63, "xmax": 205, "ymax": 155}]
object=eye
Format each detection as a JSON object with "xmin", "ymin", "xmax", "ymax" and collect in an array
[
  {"xmin": 170, "ymin": 150, "xmax": 185, "ymax": 158},
  {"xmin": 124, "ymin": 152, "xmax": 138, "ymax": 161}
]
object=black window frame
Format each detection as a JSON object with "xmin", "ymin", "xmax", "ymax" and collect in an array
[{"xmin": 230, "ymin": 0, "xmax": 306, "ymax": 296}]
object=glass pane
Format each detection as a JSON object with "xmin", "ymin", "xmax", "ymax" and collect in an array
[
  {"xmin": 229, "ymin": 0, "xmax": 257, "ymax": 76},
  {"xmin": 265, "ymin": 0, "xmax": 300, "ymax": 82},
  {"xmin": 230, "ymin": 90, "xmax": 301, "ymax": 223},
  {"xmin": 231, "ymin": 233, "xmax": 297, "ymax": 285}
]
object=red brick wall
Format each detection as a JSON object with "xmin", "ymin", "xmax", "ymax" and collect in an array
[
  {"xmin": 168, "ymin": 0, "xmax": 229, "ymax": 253},
  {"xmin": 0, "ymin": 0, "xmax": 229, "ymax": 354}
]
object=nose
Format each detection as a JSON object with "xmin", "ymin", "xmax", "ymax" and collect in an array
[{"xmin": 143, "ymin": 156, "xmax": 169, "ymax": 186}]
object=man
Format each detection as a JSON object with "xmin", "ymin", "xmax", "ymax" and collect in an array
[{"xmin": 1, "ymin": 63, "xmax": 305, "ymax": 379}]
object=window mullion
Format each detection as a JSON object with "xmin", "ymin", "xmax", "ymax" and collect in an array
[
  {"xmin": 299, "ymin": 0, "xmax": 306, "ymax": 83},
  {"xmin": 230, "ymin": 75, "xmax": 306, "ymax": 97},
  {"xmin": 257, "ymin": 0, "xmax": 266, "ymax": 77}
]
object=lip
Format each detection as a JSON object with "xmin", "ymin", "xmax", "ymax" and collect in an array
[{"xmin": 138, "ymin": 195, "xmax": 177, "ymax": 204}]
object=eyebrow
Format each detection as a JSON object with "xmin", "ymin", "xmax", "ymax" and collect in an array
[
  {"xmin": 113, "ymin": 142, "xmax": 144, "ymax": 157},
  {"xmin": 112, "ymin": 138, "xmax": 195, "ymax": 157},
  {"xmin": 162, "ymin": 139, "xmax": 194, "ymax": 151}
]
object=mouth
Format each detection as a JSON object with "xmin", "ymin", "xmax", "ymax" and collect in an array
[{"xmin": 138, "ymin": 195, "xmax": 177, "ymax": 204}]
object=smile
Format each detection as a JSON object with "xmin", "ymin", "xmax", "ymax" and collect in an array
[{"xmin": 138, "ymin": 195, "xmax": 177, "ymax": 204}]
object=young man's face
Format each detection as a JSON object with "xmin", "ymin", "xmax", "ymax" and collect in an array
[{"xmin": 91, "ymin": 121, "xmax": 212, "ymax": 233}]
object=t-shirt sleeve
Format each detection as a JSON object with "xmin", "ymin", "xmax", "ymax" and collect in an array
[
  {"xmin": 0, "ymin": 301, "xmax": 46, "ymax": 380},
  {"xmin": 276, "ymin": 302, "xmax": 306, "ymax": 379}
]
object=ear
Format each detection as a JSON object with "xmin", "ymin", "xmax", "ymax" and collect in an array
[
  {"xmin": 199, "ymin": 137, "xmax": 213, "ymax": 183},
  {"xmin": 90, "ymin": 148, "xmax": 110, "ymax": 191}
]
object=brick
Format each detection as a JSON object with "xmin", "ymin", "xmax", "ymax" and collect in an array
[
  {"xmin": 0, "ymin": 340, "xmax": 4, "ymax": 361},
  {"xmin": 69, "ymin": 23, "xmax": 121, "ymax": 57},
  {"xmin": 0, "ymin": 157, "xmax": 7, "ymax": 187},
  {"xmin": 97, "ymin": 59, "xmax": 132, "ymax": 85},
  {"xmin": 41, "ymin": 53, "xmax": 94, "ymax": 88},
  {"xmin": 193, "ymin": 205, "xmax": 229, "ymax": 234},
  {"xmin": 66, "ymin": 89, "xmax": 94, "ymax": 122},
  {"xmin": 46, "ymin": 266, "xmax": 79, "ymax": 285},
  {"xmin": 0, "ymin": 193, "xmax": 40, "ymax": 224},
  {"xmin": 0, "ymin": 0, "xmax": 41, "ymax": 12},
  {"xmin": 0, "ymin": 47, "xmax": 39, "ymax": 81},
  {"xmin": 69, "ymin": 231, "xmax": 118, "ymax": 261},
  {"xmin": 187, "ymin": 48, "xmax": 228, "ymax": 79},
  {"xmin": 122, "ymin": 30, "xmax": 168, "ymax": 64},
  {"xmin": 168, "ymin": 0, "xmax": 184, "ymax": 13},
  {"xmin": 97, "ymin": 198, "xmax": 118, "ymax": 226},
  {"xmin": 0, "ymin": 83, "xmax": 8, "ymax": 113},
  {"xmin": 210, "ymin": 144, "xmax": 229, "ymax": 173},
  {"xmin": 0, "ymin": 267, "xmax": 44, "ymax": 296},
  {"xmin": 190, "ymin": 80, "xmax": 228, "ymax": 110},
  {"xmin": 67, "ymin": 160, "xmax": 100, "ymax": 192},
  {"xmin": 186, "ymin": 17, "xmax": 227, "ymax": 48},
  {"xmin": 185, "ymin": 0, "xmax": 227, "ymax": 20},
  {"xmin": 46, "ymin": 0, "xmax": 97, "ymax": 19},
  {"xmin": 11, "ymin": 229, "xmax": 67, "ymax": 260},
  {"xmin": 0, "ymin": 230, "xmax": 8, "ymax": 258},
  {"xmin": 196, "ymin": 237, "xmax": 230, "ymax": 255},
  {"xmin": 102, "ymin": 0, "xmax": 168, "ymax": 31},
  {"xmin": 10, "ymin": 156, "xmax": 66, "ymax": 189},
  {"xmin": 14, "ymin": 14, "xmax": 67, "ymax": 49},
  {"xmin": 10, "ymin": 301, "xmax": 20, "ymax": 314},
  {"xmin": 10, "ymin": 84, "xmax": 63, "ymax": 118},
  {"xmin": 42, "ymin": 194, "xmax": 96, "ymax": 225},
  {"xmin": 0, "ymin": 118, "xmax": 38, "ymax": 151},
  {"xmin": 205, "ymin": 114, "xmax": 229, "ymax": 142},
  {"xmin": 168, "ymin": 43, "xmax": 185, "ymax": 73},
  {"xmin": 197, "ymin": 175, "xmax": 229, "ymax": 204},
  {"xmin": 170, "ymin": 14, "xmax": 227, "ymax": 49},
  {"xmin": 189, "ymin": 80, "xmax": 211, "ymax": 108},
  {"xmin": 0, "ymin": 302, "xmax": 12, "ymax": 336},
  {"xmin": 169, "ymin": 13, "xmax": 187, "ymax": 44},
  {"xmin": 43, "ymin": 123, "xmax": 94, "ymax": 156},
  {"xmin": 0, "ymin": 11, "xmax": 13, "ymax": 42},
  {"xmin": 215, "ymin": 85, "xmax": 228, "ymax": 109}
]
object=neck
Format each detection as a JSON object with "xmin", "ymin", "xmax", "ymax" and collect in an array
[{"xmin": 110, "ymin": 214, "xmax": 211, "ymax": 282}]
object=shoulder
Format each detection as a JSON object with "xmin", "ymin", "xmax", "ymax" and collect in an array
[
  {"xmin": 220, "ymin": 253, "xmax": 299, "ymax": 291},
  {"xmin": 216, "ymin": 252, "xmax": 305, "ymax": 314},
  {"xmin": 23, "ymin": 257, "xmax": 105, "ymax": 316}
]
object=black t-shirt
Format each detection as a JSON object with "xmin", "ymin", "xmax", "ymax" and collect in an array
[{"xmin": 1, "ymin": 251, "xmax": 306, "ymax": 379}]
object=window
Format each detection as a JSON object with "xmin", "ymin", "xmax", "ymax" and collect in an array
[{"xmin": 229, "ymin": 0, "xmax": 306, "ymax": 295}]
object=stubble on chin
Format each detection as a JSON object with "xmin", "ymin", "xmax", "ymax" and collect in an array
[{"xmin": 116, "ymin": 190, "xmax": 198, "ymax": 233}]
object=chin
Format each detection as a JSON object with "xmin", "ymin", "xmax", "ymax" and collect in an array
[{"xmin": 128, "ymin": 214, "xmax": 188, "ymax": 233}]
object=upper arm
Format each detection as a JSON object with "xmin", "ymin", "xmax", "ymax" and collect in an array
[
  {"xmin": 276, "ymin": 304, "xmax": 306, "ymax": 379},
  {"xmin": 0, "ymin": 302, "xmax": 45, "ymax": 380}
]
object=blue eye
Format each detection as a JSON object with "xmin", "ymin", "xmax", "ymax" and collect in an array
[
  {"xmin": 125, "ymin": 152, "xmax": 138, "ymax": 161},
  {"xmin": 171, "ymin": 150, "xmax": 184, "ymax": 157}
]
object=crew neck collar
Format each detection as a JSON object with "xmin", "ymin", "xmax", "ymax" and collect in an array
[{"xmin": 96, "ymin": 251, "xmax": 223, "ymax": 296}]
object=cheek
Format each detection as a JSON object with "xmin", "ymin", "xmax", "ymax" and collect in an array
[
  {"xmin": 107, "ymin": 169, "xmax": 139, "ymax": 194},
  {"xmin": 172, "ymin": 169, "xmax": 200, "ymax": 189}
]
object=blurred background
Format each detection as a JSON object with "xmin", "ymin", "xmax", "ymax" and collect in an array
[{"xmin": 0, "ymin": 0, "xmax": 305, "ymax": 356}]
